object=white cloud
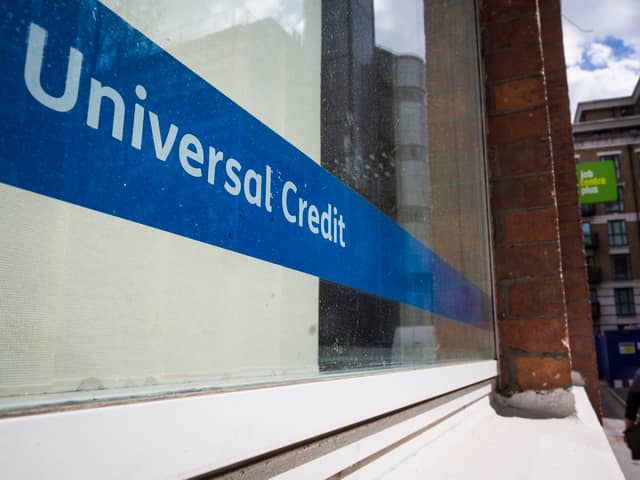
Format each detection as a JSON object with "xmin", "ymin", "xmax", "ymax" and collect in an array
[
  {"xmin": 374, "ymin": 0, "xmax": 425, "ymax": 58},
  {"xmin": 586, "ymin": 43, "xmax": 613, "ymax": 67},
  {"xmin": 561, "ymin": 0, "xmax": 640, "ymax": 119}
]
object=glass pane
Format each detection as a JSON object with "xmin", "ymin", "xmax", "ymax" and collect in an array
[
  {"xmin": 608, "ymin": 220, "xmax": 627, "ymax": 246},
  {"xmin": 600, "ymin": 154, "xmax": 621, "ymax": 181},
  {"xmin": 615, "ymin": 289, "xmax": 636, "ymax": 316},
  {"xmin": 605, "ymin": 186, "xmax": 623, "ymax": 213},
  {"xmin": 1, "ymin": 0, "xmax": 494, "ymax": 410},
  {"xmin": 611, "ymin": 255, "xmax": 631, "ymax": 281}
]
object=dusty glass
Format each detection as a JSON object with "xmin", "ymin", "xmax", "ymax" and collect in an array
[{"xmin": 0, "ymin": 0, "xmax": 494, "ymax": 411}]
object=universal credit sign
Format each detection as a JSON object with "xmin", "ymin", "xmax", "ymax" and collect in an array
[{"xmin": 0, "ymin": 0, "xmax": 489, "ymax": 328}]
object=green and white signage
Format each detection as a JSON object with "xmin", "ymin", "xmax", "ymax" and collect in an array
[{"xmin": 577, "ymin": 161, "xmax": 617, "ymax": 204}]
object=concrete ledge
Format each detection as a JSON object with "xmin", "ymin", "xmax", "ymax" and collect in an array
[
  {"xmin": 349, "ymin": 387, "xmax": 625, "ymax": 479},
  {"xmin": 491, "ymin": 388, "xmax": 576, "ymax": 418}
]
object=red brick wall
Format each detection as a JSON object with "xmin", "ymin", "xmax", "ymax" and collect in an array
[
  {"xmin": 538, "ymin": 0, "xmax": 600, "ymax": 413},
  {"xmin": 480, "ymin": 0, "xmax": 598, "ymax": 412}
]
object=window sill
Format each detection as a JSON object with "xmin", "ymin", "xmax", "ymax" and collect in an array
[{"xmin": 0, "ymin": 360, "xmax": 496, "ymax": 479}]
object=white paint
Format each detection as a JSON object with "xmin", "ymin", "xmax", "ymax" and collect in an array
[
  {"xmin": 598, "ymin": 280, "xmax": 640, "ymax": 290},
  {"xmin": 609, "ymin": 246, "xmax": 631, "ymax": 254},
  {"xmin": 348, "ymin": 387, "xmax": 624, "ymax": 480},
  {"xmin": 597, "ymin": 150, "xmax": 623, "ymax": 156},
  {"xmin": 573, "ymin": 116, "xmax": 640, "ymax": 133},
  {"xmin": 272, "ymin": 385, "xmax": 491, "ymax": 479},
  {"xmin": 0, "ymin": 360, "xmax": 496, "ymax": 479},
  {"xmin": 574, "ymin": 138, "xmax": 640, "ymax": 150},
  {"xmin": 585, "ymin": 212, "xmax": 638, "ymax": 224},
  {"xmin": 24, "ymin": 23, "xmax": 83, "ymax": 113}
]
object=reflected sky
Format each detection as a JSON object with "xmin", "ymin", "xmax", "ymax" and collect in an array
[
  {"xmin": 374, "ymin": 0, "xmax": 425, "ymax": 59},
  {"xmin": 102, "ymin": 0, "xmax": 307, "ymax": 45},
  {"xmin": 201, "ymin": 0, "xmax": 307, "ymax": 36},
  {"xmin": 103, "ymin": 0, "xmax": 425, "ymax": 58}
]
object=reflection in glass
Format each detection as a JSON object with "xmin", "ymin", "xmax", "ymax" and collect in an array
[
  {"xmin": 0, "ymin": 0, "xmax": 494, "ymax": 410},
  {"xmin": 319, "ymin": 0, "xmax": 493, "ymax": 372}
]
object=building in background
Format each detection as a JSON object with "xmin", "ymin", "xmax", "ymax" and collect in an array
[{"xmin": 574, "ymin": 78, "xmax": 640, "ymax": 334}]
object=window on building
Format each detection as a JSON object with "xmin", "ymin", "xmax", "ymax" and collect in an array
[
  {"xmin": 586, "ymin": 255, "xmax": 602, "ymax": 283},
  {"xmin": 0, "ymin": 0, "xmax": 494, "ymax": 417},
  {"xmin": 608, "ymin": 220, "xmax": 628, "ymax": 246},
  {"xmin": 605, "ymin": 187, "xmax": 624, "ymax": 213},
  {"xmin": 590, "ymin": 288, "xmax": 600, "ymax": 320},
  {"xmin": 615, "ymin": 288, "xmax": 636, "ymax": 316},
  {"xmin": 600, "ymin": 154, "xmax": 621, "ymax": 181},
  {"xmin": 582, "ymin": 222, "xmax": 597, "ymax": 249},
  {"xmin": 611, "ymin": 254, "xmax": 632, "ymax": 280},
  {"xmin": 580, "ymin": 203, "xmax": 595, "ymax": 216}
]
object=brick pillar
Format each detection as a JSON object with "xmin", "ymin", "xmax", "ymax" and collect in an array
[
  {"xmin": 539, "ymin": 0, "xmax": 600, "ymax": 413},
  {"xmin": 481, "ymin": 0, "xmax": 572, "ymax": 393}
]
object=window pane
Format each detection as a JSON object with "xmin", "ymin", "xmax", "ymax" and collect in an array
[
  {"xmin": 600, "ymin": 154, "xmax": 621, "ymax": 181},
  {"xmin": 611, "ymin": 255, "xmax": 631, "ymax": 281},
  {"xmin": 0, "ymin": 0, "xmax": 494, "ymax": 410},
  {"xmin": 608, "ymin": 220, "xmax": 628, "ymax": 246},
  {"xmin": 615, "ymin": 288, "xmax": 636, "ymax": 316},
  {"xmin": 605, "ymin": 187, "xmax": 623, "ymax": 213}
]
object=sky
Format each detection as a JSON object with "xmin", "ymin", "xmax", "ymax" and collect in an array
[
  {"xmin": 374, "ymin": 0, "xmax": 425, "ymax": 59},
  {"xmin": 561, "ymin": 0, "xmax": 640, "ymax": 120}
]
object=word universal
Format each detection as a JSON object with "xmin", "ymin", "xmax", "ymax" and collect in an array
[{"xmin": 23, "ymin": 22, "xmax": 347, "ymax": 248}]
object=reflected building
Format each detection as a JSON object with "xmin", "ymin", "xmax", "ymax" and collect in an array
[{"xmin": 319, "ymin": 0, "xmax": 432, "ymax": 370}]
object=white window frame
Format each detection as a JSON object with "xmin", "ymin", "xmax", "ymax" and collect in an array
[{"xmin": 0, "ymin": 360, "xmax": 496, "ymax": 479}]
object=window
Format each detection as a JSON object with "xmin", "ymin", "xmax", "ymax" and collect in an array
[
  {"xmin": 0, "ymin": 0, "xmax": 494, "ymax": 418},
  {"xmin": 605, "ymin": 187, "xmax": 624, "ymax": 213},
  {"xmin": 582, "ymin": 222, "xmax": 597, "ymax": 249},
  {"xmin": 582, "ymin": 222, "xmax": 591, "ymax": 239},
  {"xmin": 1, "ymin": 1, "xmax": 498, "ymax": 476},
  {"xmin": 586, "ymin": 255, "xmax": 601, "ymax": 283},
  {"xmin": 611, "ymin": 254, "xmax": 632, "ymax": 280},
  {"xmin": 600, "ymin": 154, "xmax": 621, "ymax": 181},
  {"xmin": 580, "ymin": 203, "xmax": 595, "ymax": 216},
  {"xmin": 590, "ymin": 288, "xmax": 600, "ymax": 320},
  {"xmin": 608, "ymin": 220, "xmax": 628, "ymax": 246},
  {"xmin": 615, "ymin": 288, "xmax": 636, "ymax": 316}
]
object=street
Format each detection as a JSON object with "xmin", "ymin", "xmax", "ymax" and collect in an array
[{"xmin": 600, "ymin": 382, "xmax": 638, "ymax": 479}]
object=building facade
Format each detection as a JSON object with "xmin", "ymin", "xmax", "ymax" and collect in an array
[
  {"xmin": 0, "ymin": 0, "xmax": 601, "ymax": 477},
  {"xmin": 574, "ymin": 79, "xmax": 640, "ymax": 333}
]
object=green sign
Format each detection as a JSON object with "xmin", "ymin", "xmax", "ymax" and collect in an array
[{"xmin": 577, "ymin": 161, "xmax": 617, "ymax": 204}]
